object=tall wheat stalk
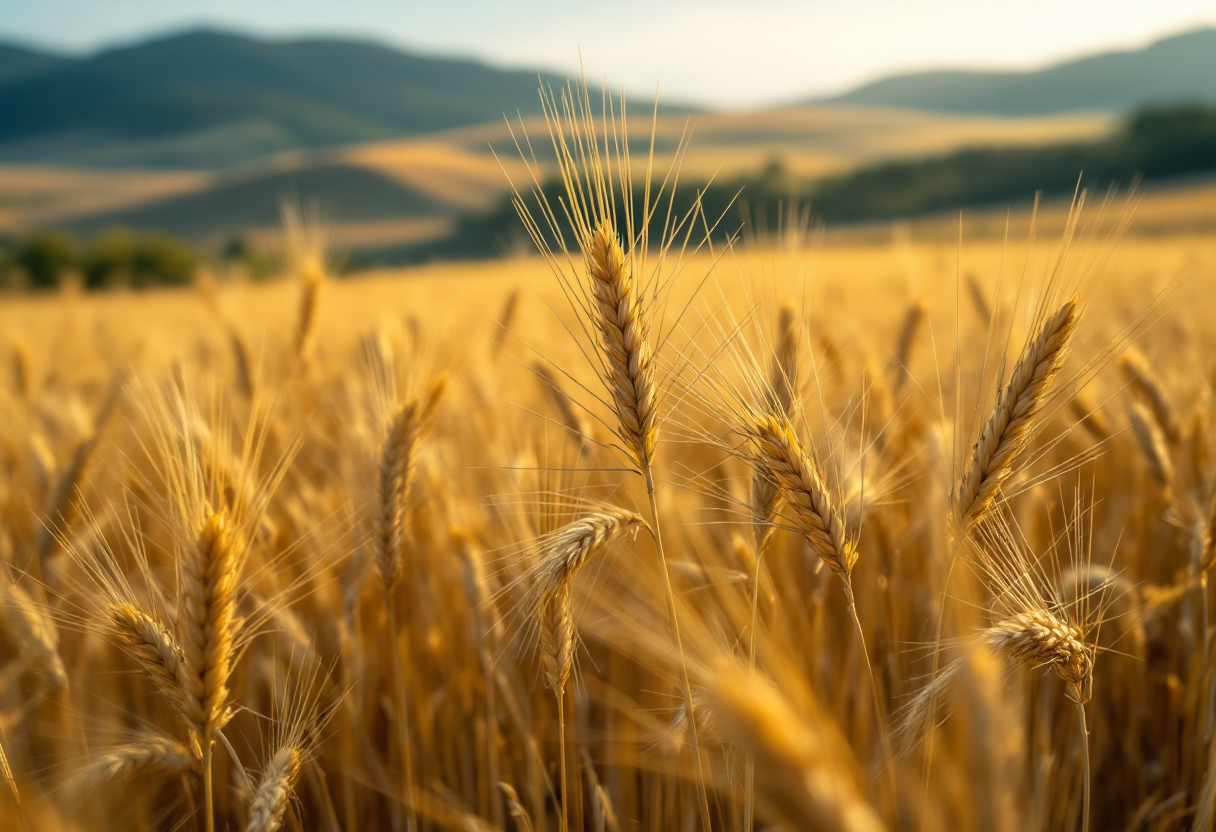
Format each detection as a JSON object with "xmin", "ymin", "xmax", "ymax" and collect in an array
[
  {"xmin": 924, "ymin": 296, "xmax": 1079, "ymax": 789},
  {"xmin": 373, "ymin": 377, "xmax": 445, "ymax": 832},
  {"xmin": 507, "ymin": 80, "xmax": 717, "ymax": 826}
]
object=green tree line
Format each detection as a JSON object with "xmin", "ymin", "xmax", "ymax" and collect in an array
[{"xmin": 1, "ymin": 229, "xmax": 198, "ymax": 289}]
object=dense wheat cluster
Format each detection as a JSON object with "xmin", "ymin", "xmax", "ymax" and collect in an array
[{"xmin": 1, "ymin": 84, "xmax": 1216, "ymax": 832}]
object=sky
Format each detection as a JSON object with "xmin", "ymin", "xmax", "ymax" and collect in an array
[{"xmin": 4, "ymin": 0, "xmax": 1216, "ymax": 107}]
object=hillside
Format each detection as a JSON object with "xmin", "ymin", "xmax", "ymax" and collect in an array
[
  {"xmin": 61, "ymin": 163, "xmax": 450, "ymax": 245},
  {"xmin": 829, "ymin": 27, "xmax": 1216, "ymax": 115},
  {"xmin": 0, "ymin": 43, "xmax": 70, "ymax": 83},
  {"xmin": 406, "ymin": 104, "xmax": 1216, "ymax": 265},
  {"xmin": 0, "ymin": 30, "xmax": 650, "ymax": 169},
  {"xmin": 14, "ymin": 106, "xmax": 1107, "ymax": 250}
]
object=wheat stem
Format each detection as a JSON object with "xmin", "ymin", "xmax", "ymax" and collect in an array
[
  {"xmin": 387, "ymin": 591, "xmax": 418, "ymax": 832},
  {"xmin": 557, "ymin": 685, "xmax": 569, "ymax": 832},
  {"xmin": 1076, "ymin": 699, "xmax": 1090, "ymax": 832},
  {"xmin": 644, "ymin": 465, "xmax": 713, "ymax": 829}
]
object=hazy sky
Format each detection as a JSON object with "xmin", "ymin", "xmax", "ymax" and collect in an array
[{"xmin": 5, "ymin": 0, "xmax": 1215, "ymax": 106}]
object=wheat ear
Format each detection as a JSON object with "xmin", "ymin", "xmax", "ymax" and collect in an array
[
  {"xmin": 1128, "ymin": 401, "xmax": 1174, "ymax": 495},
  {"xmin": 10, "ymin": 339, "xmax": 31, "ymax": 398},
  {"xmin": 891, "ymin": 300, "xmax": 925, "ymax": 396},
  {"xmin": 748, "ymin": 410, "xmax": 853, "ymax": 574},
  {"xmin": 586, "ymin": 221, "xmax": 658, "ymax": 466},
  {"xmin": 533, "ymin": 361, "xmax": 592, "ymax": 457},
  {"xmin": 1068, "ymin": 389, "xmax": 1111, "ymax": 442},
  {"xmin": 35, "ymin": 378, "xmax": 123, "ymax": 574},
  {"xmin": 498, "ymin": 782, "xmax": 535, "ymax": 832},
  {"xmin": 108, "ymin": 603, "xmax": 200, "ymax": 729},
  {"xmin": 982, "ymin": 611, "xmax": 1093, "ymax": 701},
  {"xmin": 530, "ymin": 507, "xmax": 642, "ymax": 832},
  {"xmin": 1120, "ymin": 347, "xmax": 1179, "ymax": 443},
  {"xmin": 955, "ymin": 298, "xmax": 1078, "ymax": 531},
  {"xmin": 746, "ymin": 407, "xmax": 895, "ymax": 803},
  {"xmin": 294, "ymin": 270, "xmax": 322, "ymax": 364},
  {"xmin": 373, "ymin": 377, "xmax": 446, "ymax": 590},
  {"xmin": 374, "ymin": 376, "xmax": 443, "ymax": 832},
  {"xmin": 2, "ymin": 578, "xmax": 67, "ymax": 692},
  {"xmin": 966, "ymin": 274, "xmax": 993, "ymax": 325},
  {"xmin": 245, "ymin": 747, "xmax": 302, "ymax": 832},
  {"xmin": 68, "ymin": 734, "xmax": 194, "ymax": 797},
  {"xmin": 771, "ymin": 303, "xmax": 799, "ymax": 414},
  {"xmin": 229, "ymin": 326, "xmax": 255, "ymax": 399},
  {"xmin": 179, "ymin": 510, "xmax": 241, "ymax": 832},
  {"xmin": 492, "ymin": 289, "xmax": 521, "ymax": 357},
  {"xmin": 179, "ymin": 511, "xmax": 240, "ymax": 741}
]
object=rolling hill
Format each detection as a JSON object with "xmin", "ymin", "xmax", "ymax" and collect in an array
[
  {"xmin": 0, "ymin": 30, "xmax": 656, "ymax": 169},
  {"xmin": 10, "ymin": 105, "xmax": 1108, "ymax": 250},
  {"xmin": 828, "ymin": 27, "xmax": 1216, "ymax": 115}
]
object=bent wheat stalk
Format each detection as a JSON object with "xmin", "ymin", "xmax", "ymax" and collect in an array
[
  {"xmin": 926, "ymin": 297, "xmax": 1079, "ymax": 787},
  {"xmin": 747, "ymin": 409, "xmax": 896, "ymax": 803},
  {"xmin": 528, "ymin": 508, "xmax": 644, "ymax": 832}
]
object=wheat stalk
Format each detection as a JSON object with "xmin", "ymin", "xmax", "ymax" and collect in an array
[
  {"xmin": 35, "ymin": 377, "xmax": 123, "ymax": 574},
  {"xmin": 533, "ymin": 361, "xmax": 592, "ymax": 457},
  {"xmin": 178, "ymin": 510, "xmax": 241, "ymax": 832},
  {"xmin": 1128, "ymin": 400, "xmax": 1174, "ymax": 495},
  {"xmin": 530, "ymin": 508, "xmax": 645, "ymax": 693},
  {"xmin": 955, "ymin": 298, "xmax": 1078, "ymax": 531},
  {"xmin": 373, "ymin": 377, "xmax": 446, "ymax": 591},
  {"xmin": 2, "ymin": 576, "xmax": 66, "ymax": 692},
  {"xmin": 1120, "ymin": 347, "xmax": 1179, "ymax": 443},
  {"xmin": 497, "ymin": 782, "xmax": 534, "ymax": 832},
  {"xmin": 1068, "ymin": 388, "xmax": 1111, "ymax": 442},
  {"xmin": 706, "ymin": 665, "xmax": 886, "ymax": 832},
  {"xmin": 744, "ymin": 406, "xmax": 896, "ymax": 803},
  {"xmin": 891, "ymin": 300, "xmax": 925, "ymax": 396},
  {"xmin": 966, "ymin": 274, "xmax": 993, "ymax": 325},
  {"xmin": 371, "ymin": 375, "xmax": 443, "ymax": 832},
  {"xmin": 527, "ymin": 507, "xmax": 642, "ymax": 832}
]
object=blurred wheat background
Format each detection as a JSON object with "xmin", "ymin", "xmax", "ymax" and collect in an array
[{"xmin": 3, "ymin": 4, "xmax": 1216, "ymax": 831}]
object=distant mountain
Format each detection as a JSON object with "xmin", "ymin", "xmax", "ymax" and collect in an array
[
  {"xmin": 0, "ymin": 30, "xmax": 649, "ymax": 169},
  {"xmin": 62, "ymin": 163, "xmax": 448, "ymax": 242},
  {"xmin": 828, "ymin": 28, "xmax": 1216, "ymax": 115},
  {"xmin": 0, "ymin": 43, "xmax": 71, "ymax": 83}
]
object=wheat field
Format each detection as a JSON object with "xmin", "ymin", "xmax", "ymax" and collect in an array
[{"xmin": 1, "ymin": 86, "xmax": 1215, "ymax": 832}]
